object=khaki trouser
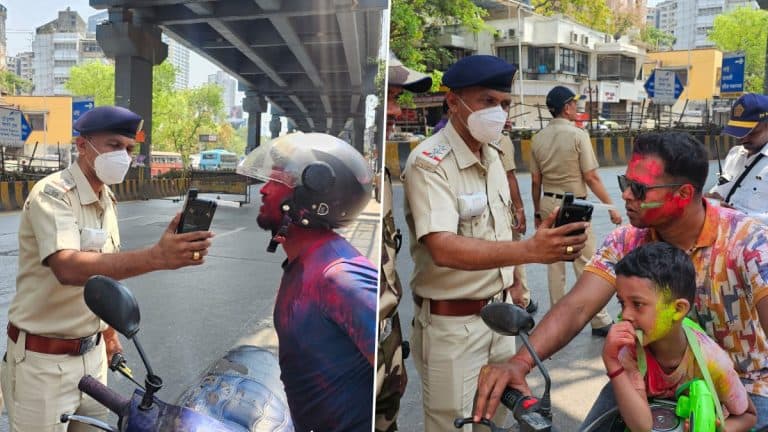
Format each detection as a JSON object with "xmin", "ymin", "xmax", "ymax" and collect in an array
[
  {"xmin": 512, "ymin": 230, "xmax": 530, "ymax": 307},
  {"xmin": 541, "ymin": 195, "xmax": 612, "ymax": 329},
  {"xmin": 412, "ymin": 296, "xmax": 516, "ymax": 432},
  {"xmin": 0, "ymin": 332, "xmax": 108, "ymax": 431}
]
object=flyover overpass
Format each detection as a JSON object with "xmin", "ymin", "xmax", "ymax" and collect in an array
[{"xmin": 90, "ymin": 0, "xmax": 387, "ymax": 159}]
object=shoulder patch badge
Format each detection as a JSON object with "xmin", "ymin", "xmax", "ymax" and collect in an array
[
  {"xmin": 414, "ymin": 142, "xmax": 451, "ymax": 172},
  {"xmin": 43, "ymin": 184, "xmax": 65, "ymax": 200}
]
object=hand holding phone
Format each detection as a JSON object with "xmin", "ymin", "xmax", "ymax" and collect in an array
[
  {"xmin": 176, "ymin": 188, "xmax": 217, "ymax": 234},
  {"xmin": 554, "ymin": 193, "xmax": 593, "ymax": 236}
]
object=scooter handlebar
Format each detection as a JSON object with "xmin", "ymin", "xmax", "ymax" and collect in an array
[{"xmin": 78, "ymin": 375, "xmax": 129, "ymax": 417}]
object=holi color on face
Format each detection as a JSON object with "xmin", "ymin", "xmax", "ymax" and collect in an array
[
  {"xmin": 626, "ymin": 155, "xmax": 690, "ymax": 225},
  {"xmin": 647, "ymin": 295, "xmax": 678, "ymax": 343},
  {"xmin": 627, "ymin": 154, "xmax": 664, "ymax": 185},
  {"xmin": 640, "ymin": 193, "xmax": 690, "ymax": 225}
]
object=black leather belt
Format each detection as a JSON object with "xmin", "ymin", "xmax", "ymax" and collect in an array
[{"xmin": 543, "ymin": 192, "xmax": 586, "ymax": 200}]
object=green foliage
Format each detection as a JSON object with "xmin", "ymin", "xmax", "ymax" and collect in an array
[
  {"xmin": 65, "ymin": 60, "xmax": 231, "ymax": 165},
  {"xmin": 532, "ymin": 0, "xmax": 614, "ymax": 33},
  {"xmin": 709, "ymin": 7, "xmax": 768, "ymax": 93},
  {"xmin": 0, "ymin": 71, "xmax": 33, "ymax": 95},
  {"xmin": 640, "ymin": 25, "xmax": 676, "ymax": 51},
  {"xmin": 390, "ymin": 0, "xmax": 488, "ymax": 72}
]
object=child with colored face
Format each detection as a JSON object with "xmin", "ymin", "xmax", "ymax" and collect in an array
[{"xmin": 603, "ymin": 242, "xmax": 756, "ymax": 431}]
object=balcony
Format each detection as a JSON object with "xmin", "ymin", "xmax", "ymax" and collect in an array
[{"xmin": 437, "ymin": 33, "xmax": 475, "ymax": 50}]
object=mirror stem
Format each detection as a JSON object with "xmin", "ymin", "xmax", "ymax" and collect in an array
[
  {"xmin": 519, "ymin": 333, "xmax": 551, "ymax": 417},
  {"xmin": 133, "ymin": 338, "xmax": 155, "ymax": 377}
]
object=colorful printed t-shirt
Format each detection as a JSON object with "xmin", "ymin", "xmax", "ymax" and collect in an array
[
  {"xmin": 275, "ymin": 233, "xmax": 377, "ymax": 432},
  {"xmin": 618, "ymin": 326, "xmax": 749, "ymax": 416},
  {"xmin": 586, "ymin": 200, "xmax": 768, "ymax": 396}
]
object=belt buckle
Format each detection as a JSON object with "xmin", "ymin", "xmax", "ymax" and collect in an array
[{"xmin": 77, "ymin": 334, "xmax": 98, "ymax": 355}]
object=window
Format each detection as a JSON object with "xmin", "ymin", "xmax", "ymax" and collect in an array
[
  {"xmin": 529, "ymin": 46, "xmax": 555, "ymax": 73},
  {"xmin": 560, "ymin": 48, "xmax": 575, "ymax": 73},
  {"xmin": 577, "ymin": 51, "xmax": 589, "ymax": 75},
  {"xmin": 597, "ymin": 54, "xmax": 636, "ymax": 81},
  {"xmin": 496, "ymin": 46, "xmax": 519, "ymax": 67},
  {"xmin": 27, "ymin": 113, "xmax": 45, "ymax": 131},
  {"xmin": 698, "ymin": 7, "xmax": 721, "ymax": 15}
]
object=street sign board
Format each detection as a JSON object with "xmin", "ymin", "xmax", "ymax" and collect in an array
[
  {"xmin": 0, "ymin": 107, "xmax": 31, "ymax": 148},
  {"xmin": 720, "ymin": 54, "xmax": 745, "ymax": 95},
  {"xmin": 72, "ymin": 98, "xmax": 95, "ymax": 137},
  {"xmin": 644, "ymin": 70, "xmax": 683, "ymax": 105}
]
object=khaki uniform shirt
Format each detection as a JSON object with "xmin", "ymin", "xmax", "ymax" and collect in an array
[
  {"xmin": 498, "ymin": 134, "xmax": 516, "ymax": 172},
  {"xmin": 9, "ymin": 163, "xmax": 120, "ymax": 338},
  {"xmin": 530, "ymin": 118, "xmax": 599, "ymax": 197},
  {"xmin": 403, "ymin": 121, "xmax": 514, "ymax": 300}
]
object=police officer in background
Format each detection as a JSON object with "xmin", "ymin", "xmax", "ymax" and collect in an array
[
  {"xmin": 707, "ymin": 93, "xmax": 768, "ymax": 224},
  {"xmin": 402, "ymin": 55, "xmax": 590, "ymax": 431},
  {"xmin": 0, "ymin": 106, "xmax": 213, "ymax": 431},
  {"xmin": 376, "ymin": 53, "xmax": 432, "ymax": 432},
  {"xmin": 497, "ymin": 118, "xmax": 537, "ymax": 314},
  {"xmin": 530, "ymin": 86, "xmax": 620, "ymax": 337}
]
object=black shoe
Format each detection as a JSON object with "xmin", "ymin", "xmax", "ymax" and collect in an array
[
  {"xmin": 525, "ymin": 299, "xmax": 539, "ymax": 315},
  {"xmin": 591, "ymin": 322, "xmax": 613, "ymax": 337}
]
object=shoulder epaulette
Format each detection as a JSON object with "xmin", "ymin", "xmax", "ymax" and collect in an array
[{"xmin": 413, "ymin": 141, "xmax": 452, "ymax": 173}]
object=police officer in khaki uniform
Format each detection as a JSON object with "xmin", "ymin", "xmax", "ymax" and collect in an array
[
  {"xmin": 497, "ymin": 120, "xmax": 537, "ymax": 315},
  {"xmin": 403, "ymin": 56, "xmax": 590, "ymax": 432},
  {"xmin": 376, "ymin": 54, "xmax": 432, "ymax": 432},
  {"xmin": 0, "ymin": 106, "xmax": 213, "ymax": 432},
  {"xmin": 530, "ymin": 86, "xmax": 620, "ymax": 337}
]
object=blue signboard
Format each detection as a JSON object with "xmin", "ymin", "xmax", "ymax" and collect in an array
[
  {"xmin": 21, "ymin": 114, "xmax": 31, "ymax": 141},
  {"xmin": 72, "ymin": 99, "xmax": 95, "ymax": 136},
  {"xmin": 720, "ymin": 54, "xmax": 745, "ymax": 94},
  {"xmin": 644, "ymin": 70, "xmax": 684, "ymax": 104}
]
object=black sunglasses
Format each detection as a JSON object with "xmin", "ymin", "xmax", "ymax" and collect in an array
[{"xmin": 617, "ymin": 175, "xmax": 685, "ymax": 201}]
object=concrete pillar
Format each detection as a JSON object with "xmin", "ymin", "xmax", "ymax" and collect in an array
[
  {"xmin": 269, "ymin": 114, "xmax": 281, "ymax": 139},
  {"xmin": 97, "ymin": 9, "xmax": 167, "ymax": 180},
  {"xmin": 243, "ymin": 90, "xmax": 263, "ymax": 154},
  {"xmin": 352, "ymin": 116, "xmax": 365, "ymax": 154}
]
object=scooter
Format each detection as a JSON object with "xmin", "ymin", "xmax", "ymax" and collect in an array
[
  {"xmin": 59, "ymin": 275, "xmax": 295, "ymax": 432},
  {"xmin": 454, "ymin": 303, "xmax": 764, "ymax": 432}
]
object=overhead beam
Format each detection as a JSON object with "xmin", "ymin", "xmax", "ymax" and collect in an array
[
  {"xmin": 256, "ymin": 8, "xmax": 324, "ymax": 87},
  {"xmin": 208, "ymin": 19, "xmax": 287, "ymax": 87},
  {"xmin": 335, "ymin": 9, "xmax": 362, "ymax": 87}
]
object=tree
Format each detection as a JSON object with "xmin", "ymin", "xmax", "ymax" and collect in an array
[
  {"xmin": 152, "ymin": 84, "xmax": 225, "ymax": 166},
  {"xmin": 65, "ymin": 61, "xmax": 228, "ymax": 166},
  {"xmin": 532, "ymin": 0, "xmax": 615, "ymax": 33},
  {"xmin": 640, "ymin": 25, "xmax": 676, "ymax": 51},
  {"xmin": 708, "ymin": 7, "xmax": 768, "ymax": 93},
  {"xmin": 390, "ymin": 0, "xmax": 488, "ymax": 74},
  {"xmin": 0, "ymin": 71, "xmax": 33, "ymax": 95}
]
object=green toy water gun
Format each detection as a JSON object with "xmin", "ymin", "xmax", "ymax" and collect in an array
[
  {"xmin": 675, "ymin": 379, "xmax": 718, "ymax": 432},
  {"xmin": 630, "ymin": 317, "xmax": 724, "ymax": 431}
]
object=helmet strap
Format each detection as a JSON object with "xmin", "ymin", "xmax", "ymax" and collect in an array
[{"xmin": 267, "ymin": 212, "xmax": 292, "ymax": 253}]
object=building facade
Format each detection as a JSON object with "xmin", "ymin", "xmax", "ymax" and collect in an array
[
  {"xmin": 433, "ymin": 6, "xmax": 647, "ymax": 128},
  {"xmin": 163, "ymin": 34, "xmax": 190, "ymax": 89},
  {"xmin": 0, "ymin": 3, "xmax": 6, "ymax": 71},
  {"xmin": 650, "ymin": 0, "xmax": 757, "ymax": 50},
  {"xmin": 33, "ymin": 9, "xmax": 107, "ymax": 96},
  {"xmin": 208, "ymin": 70, "xmax": 237, "ymax": 117}
]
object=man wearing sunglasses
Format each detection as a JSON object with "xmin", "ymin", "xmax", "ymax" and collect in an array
[
  {"xmin": 530, "ymin": 86, "xmax": 621, "ymax": 337},
  {"xmin": 474, "ymin": 132, "xmax": 768, "ymax": 429},
  {"xmin": 706, "ymin": 93, "xmax": 768, "ymax": 224}
]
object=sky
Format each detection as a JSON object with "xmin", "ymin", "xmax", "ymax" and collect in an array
[
  {"xmin": 4, "ymin": 1, "xmax": 385, "ymax": 139},
  {"xmin": 3, "ymin": 0, "xmax": 219, "ymax": 86}
]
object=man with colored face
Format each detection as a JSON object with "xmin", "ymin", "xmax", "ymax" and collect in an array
[
  {"xmin": 402, "ymin": 55, "xmax": 591, "ymax": 431},
  {"xmin": 473, "ymin": 132, "xmax": 768, "ymax": 429},
  {"xmin": 238, "ymin": 133, "xmax": 377, "ymax": 432},
  {"xmin": 376, "ymin": 53, "xmax": 432, "ymax": 432},
  {"xmin": 530, "ymin": 86, "xmax": 621, "ymax": 336},
  {"xmin": 0, "ymin": 106, "xmax": 214, "ymax": 431},
  {"xmin": 707, "ymin": 93, "xmax": 768, "ymax": 224}
]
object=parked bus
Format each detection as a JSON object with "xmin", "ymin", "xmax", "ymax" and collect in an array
[
  {"xmin": 150, "ymin": 151, "xmax": 183, "ymax": 176},
  {"xmin": 199, "ymin": 149, "xmax": 238, "ymax": 171}
]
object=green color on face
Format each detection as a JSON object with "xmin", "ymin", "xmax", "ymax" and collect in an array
[{"xmin": 648, "ymin": 299, "xmax": 677, "ymax": 341}]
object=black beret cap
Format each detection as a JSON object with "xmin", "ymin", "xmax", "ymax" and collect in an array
[
  {"xmin": 545, "ymin": 86, "xmax": 582, "ymax": 112},
  {"xmin": 74, "ymin": 106, "xmax": 143, "ymax": 138},
  {"xmin": 442, "ymin": 55, "xmax": 517, "ymax": 92}
]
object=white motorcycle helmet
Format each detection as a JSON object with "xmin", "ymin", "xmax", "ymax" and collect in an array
[{"xmin": 238, "ymin": 132, "xmax": 373, "ymax": 233}]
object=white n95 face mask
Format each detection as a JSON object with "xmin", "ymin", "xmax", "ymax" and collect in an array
[
  {"xmin": 458, "ymin": 98, "xmax": 507, "ymax": 144},
  {"xmin": 89, "ymin": 141, "xmax": 132, "ymax": 185}
]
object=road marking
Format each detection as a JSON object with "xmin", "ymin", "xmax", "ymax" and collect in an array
[
  {"xmin": 118, "ymin": 216, "xmax": 144, "ymax": 222},
  {"xmin": 213, "ymin": 227, "xmax": 247, "ymax": 238}
]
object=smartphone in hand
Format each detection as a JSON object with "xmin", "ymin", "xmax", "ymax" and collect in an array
[
  {"xmin": 554, "ymin": 192, "xmax": 593, "ymax": 236},
  {"xmin": 176, "ymin": 188, "xmax": 217, "ymax": 234}
]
